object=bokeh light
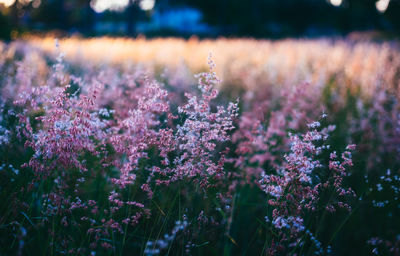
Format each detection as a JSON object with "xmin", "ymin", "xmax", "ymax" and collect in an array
[
  {"xmin": 90, "ymin": 0, "xmax": 130, "ymax": 13},
  {"xmin": 330, "ymin": 0, "xmax": 342, "ymax": 7},
  {"xmin": 139, "ymin": 0, "xmax": 155, "ymax": 11},
  {"xmin": 0, "ymin": 0, "xmax": 16, "ymax": 7},
  {"xmin": 376, "ymin": 0, "xmax": 390, "ymax": 13}
]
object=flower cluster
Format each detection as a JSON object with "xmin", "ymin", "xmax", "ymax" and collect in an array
[
  {"xmin": 1, "ymin": 38, "xmax": 398, "ymax": 255},
  {"xmin": 2, "ymin": 45, "xmax": 239, "ymax": 254},
  {"xmin": 260, "ymin": 118, "xmax": 356, "ymax": 254}
]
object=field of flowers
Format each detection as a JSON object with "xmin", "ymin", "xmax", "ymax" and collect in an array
[{"xmin": 0, "ymin": 37, "xmax": 399, "ymax": 255}]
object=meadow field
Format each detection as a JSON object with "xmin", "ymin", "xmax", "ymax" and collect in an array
[{"xmin": 0, "ymin": 36, "xmax": 399, "ymax": 255}]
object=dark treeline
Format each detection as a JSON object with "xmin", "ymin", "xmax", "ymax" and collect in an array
[
  {"xmin": 0, "ymin": 0, "xmax": 399, "ymax": 39},
  {"xmin": 184, "ymin": 0, "xmax": 400, "ymax": 37}
]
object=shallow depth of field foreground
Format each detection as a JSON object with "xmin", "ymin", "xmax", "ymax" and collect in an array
[{"xmin": 0, "ymin": 37, "xmax": 400, "ymax": 256}]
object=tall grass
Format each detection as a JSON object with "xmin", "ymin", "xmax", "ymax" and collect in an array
[{"xmin": 0, "ymin": 37, "xmax": 399, "ymax": 255}]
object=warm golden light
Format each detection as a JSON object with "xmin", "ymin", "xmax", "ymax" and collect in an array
[
  {"xmin": 21, "ymin": 35, "xmax": 398, "ymax": 101},
  {"xmin": 0, "ymin": 0, "xmax": 16, "ymax": 7}
]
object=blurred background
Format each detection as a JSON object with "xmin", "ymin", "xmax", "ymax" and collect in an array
[{"xmin": 0, "ymin": 0, "xmax": 400, "ymax": 40}]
